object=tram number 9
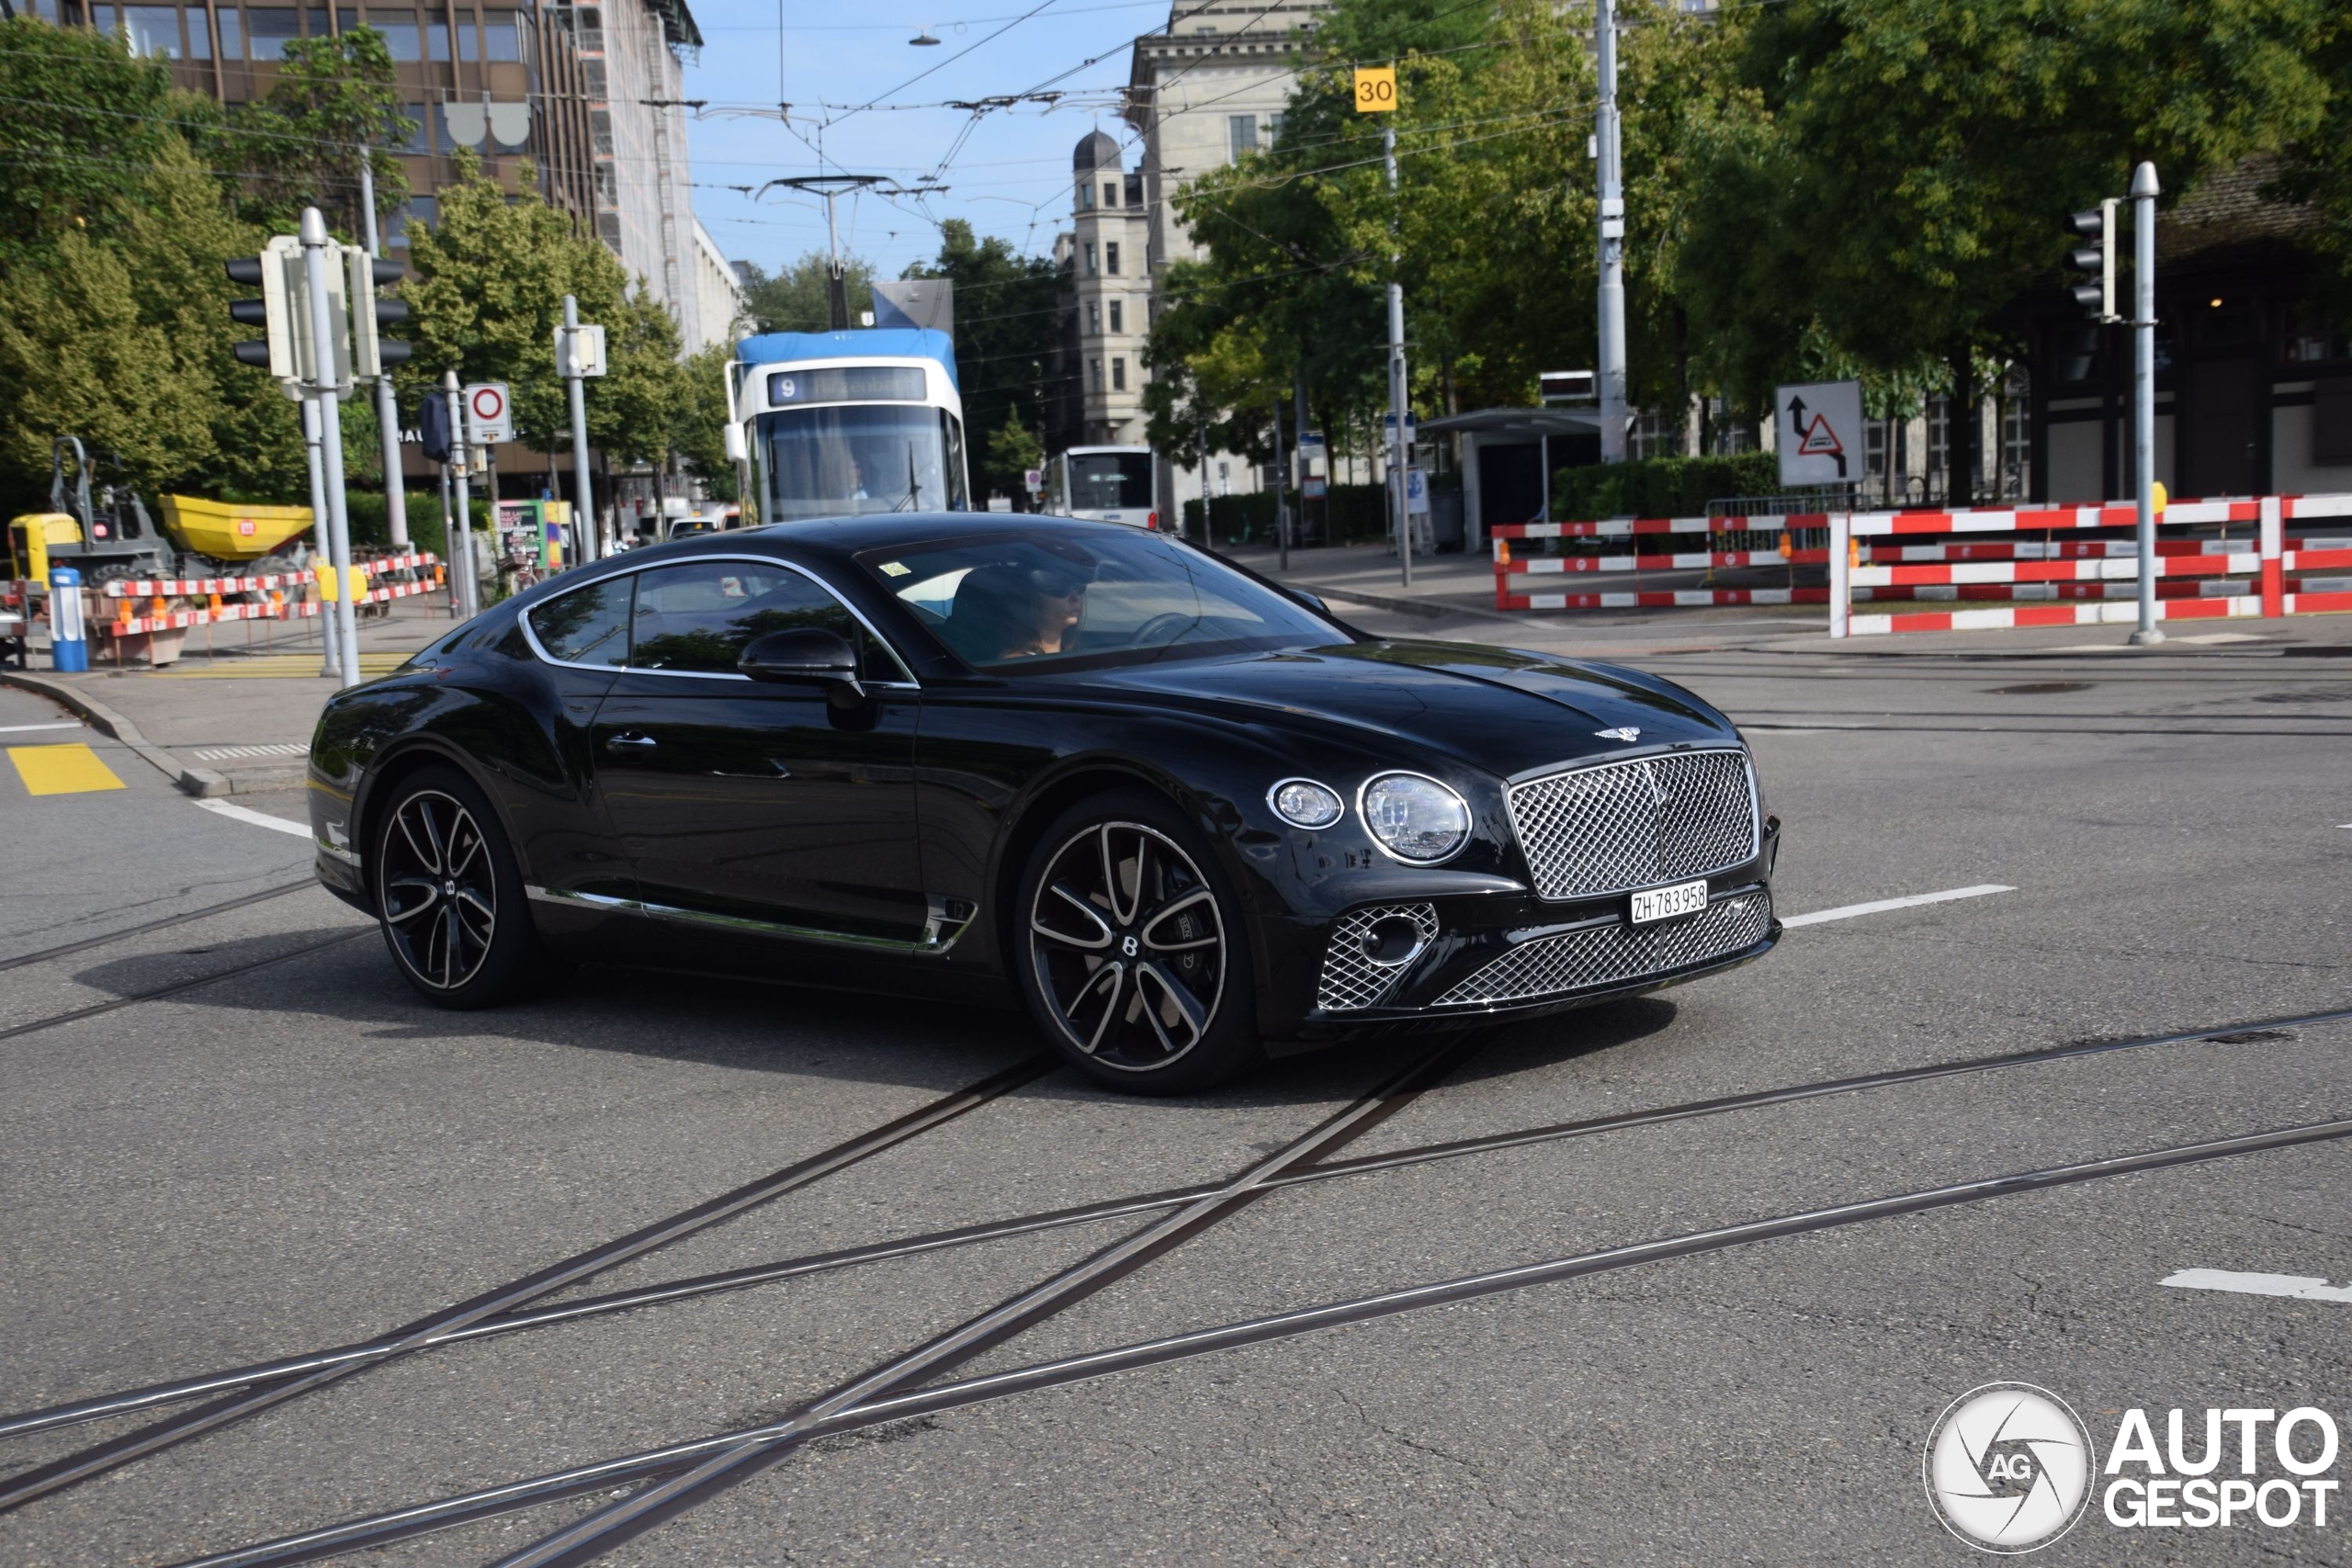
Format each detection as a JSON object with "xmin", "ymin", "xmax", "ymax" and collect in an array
[{"xmin": 1352, "ymin": 67, "xmax": 1396, "ymax": 112}]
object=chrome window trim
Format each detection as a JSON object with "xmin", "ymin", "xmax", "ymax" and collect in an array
[
  {"xmin": 1504, "ymin": 744, "xmax": 1761, "ymax": 901},
  {"xmin": 1353, "ymin": 770, "xmax": 1475, "ymax": 866},
  {"xmin": 517, "ymin": 552, "xmax": 921, "ymax": 688},
  {"xmin": 1266, "ymin": 776, "xmax": 1344, "ymax": 829}
]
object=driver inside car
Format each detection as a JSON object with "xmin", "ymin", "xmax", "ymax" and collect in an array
[{"xmin": 954, "ymin": 560, "xmax": 1091, "ymax": 660}]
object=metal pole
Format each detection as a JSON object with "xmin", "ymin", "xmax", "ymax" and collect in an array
[
  {"xmin": 1294, "ymin": 366, "xmax": 1312, "ymax": 547},
  {"xmin": 358, "ymin": 156, "xmax": 410, "ymax": 547},
  {"xmin": 823, "ymin": 188, "xmax": 848, "ymax": 331},
  {"xmin": 437, "ymin": 461, "xmax": 456, "ymax": 616},
  {"xmin": 445, "ymin": 369, "xmax": 476, "ymax": 620},
  {"xmin": 300, "ymin": 395, "xmax": 341, "ymax": 677},
  {"xmin": 1193, "ymin": 420, "xmax": 1208, "ymax": 541},
  {"xmin": 299, "ymin": 209, "xmax": 363, "ymax": 689},
  {"xmin": 562, "ymin": 294, "xmax": 596, "ymax": 565},
  {"xmin": 2129, "ymin": 160, "xmax": 2162, "ymax": 647},
  {"xmin": 1272, "ymin": 398, "xmax": 1288, "ymax": 571},
  {"xmin": 1385, "ymin": 122, "xmax": 1410, "ymax": 588},
  {"xmin": 1596, "ymin": 0, "xmax": 1627, "ymax": 465}
]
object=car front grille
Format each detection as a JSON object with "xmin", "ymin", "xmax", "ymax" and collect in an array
[
  {"xmin": 1434, "ymin": 890, "xmax": 1772, "ymax": 1008},
  {"xmin": 1316, "ymin": 902, "xmax": 1440, "ymax": 1011},
  {"xmin": 1507, "ymin": 749, "xmax": 1758, "ymax": 900}
]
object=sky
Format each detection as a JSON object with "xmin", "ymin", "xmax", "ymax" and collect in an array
[{"xmin": 680, "ymin": 1, "xmax": 1174, "ymax": 282}]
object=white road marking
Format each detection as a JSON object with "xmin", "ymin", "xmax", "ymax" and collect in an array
[
  {"xmin": 2161, "ymin": 1269, "xmax": 2352, "ymax": 1304},
  {"xmin": 192, "ymin": 797, "xmax": 312, "ymax": 839},
  {"xmin": 1781, "ymin": 884, "xmax": 2015, "ymax": 928},
  {"xmin": 0, "ymin": 721, "xmax": 85, "ymax": 735},
  {"xmin": 191, "ymin": 742, "xmax": 310, "ymax": 761}
]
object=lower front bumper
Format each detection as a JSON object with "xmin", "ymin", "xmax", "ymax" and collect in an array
[{"xmin": 1272, "ymin": 880, "xmax": 1778, "ymax": 1043}]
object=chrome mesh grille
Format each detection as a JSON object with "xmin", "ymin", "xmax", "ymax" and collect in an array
[
  {"xmin": 1435, "ymin": 891, "xmax": 1771, "ymax": 1008},
  {"xmin": 1316, "ymin": 903, "xmax": 1441, "ymax": 1011},
  {"xmin": 1507, "ymin": 750, "xmax": 1758, "ymax": 900}
]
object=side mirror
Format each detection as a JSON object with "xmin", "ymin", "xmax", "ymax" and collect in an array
[
  {"xmin": 738, "ymin": 626, "xmax": 863, "ymax": 697},
  {"xmin": 723, "ymin": 424, "xmax": 746, "ymax": 463}
]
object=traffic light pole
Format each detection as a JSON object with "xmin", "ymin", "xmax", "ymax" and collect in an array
[
  {"xmin": 2129, "ymin": 161, "xmax": 2162, "ymax": 647},
  {"xmin": 357, "ymin": 157, "xmax": 409, "ymax": 548},
  {"xmin": 300, "ymin": 209, "xmax": 363, "ymax": 689},
  {"xmin": 1596, "ymin": 0, "xmax": 1627, "ymax": 465},
  {"xmin": 299, "ymin": 396, "xmax": 343, "ymax": 679},
  {"xmin": 1385, "ymin": 122, "xmax": 1411, "ymax": 589},
  {"xmin": 561, "ymin": 294, "xmax": 597, "ymax": 564},
  {"xmin": 444, "ymin": 370, "xmax": 478, "ymax": 620}
]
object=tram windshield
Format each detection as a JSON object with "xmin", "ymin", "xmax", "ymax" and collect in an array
[{"xmin": 757, "ymin": 404, "xmax": 969, "ymax": 521}]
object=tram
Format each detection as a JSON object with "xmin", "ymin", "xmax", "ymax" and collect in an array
[
  {"xmin": 723, "ymin": 329, "xmax": 972, "ymax": 521},
  {"xmin": 1044, "ymin": 445, "xmax": 1159, "ymax": 528}
]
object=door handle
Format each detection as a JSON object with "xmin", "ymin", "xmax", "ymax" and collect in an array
[{"xmin": 604, "ymin": 732, "xmax": 658, "ymax": 754}]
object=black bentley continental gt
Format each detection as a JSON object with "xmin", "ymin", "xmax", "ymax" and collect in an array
[{"xmin": 308, "ymin": 518, "xmax": 1780, "ymax": 1092}]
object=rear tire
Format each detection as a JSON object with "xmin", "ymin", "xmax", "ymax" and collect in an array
[
  {"xmin": 372, "ymin": 764, "xmax": 542, "ymax": 1009},
  {"xmin": 1013, "ymin": 788, "xmax": 1261, "ymax": 1094}
]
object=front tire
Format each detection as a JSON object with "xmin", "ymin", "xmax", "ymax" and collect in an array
[
  {"xmin": 373, "ymin": 765, "xmax": 541, "ymax": 1008},
  {"xmin": 1014, "ymin": 789, "xmax": 1261, "ymax": 1094}
]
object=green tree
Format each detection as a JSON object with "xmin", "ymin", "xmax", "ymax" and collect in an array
[
  {"xmin": 0, "ymin": 17, "xmax": 180, "ymax": 268},
  {"xmin": 673, "ymin": 343, "xmax": 740, "ymax": 502},
  {"xmin": 738, "ymin": 250, "xmax": 876, "ymax": 333},
  {"xmin": 984, "ymin": 408, "xmax": 1045, "ymax": 507},
  {"xmin": 401, "ymin": 153, "xmax": 683, "ymax": 475},
  {"xmin": 900, "ymin": 219, "xmax": 1059, "ymax": 500},
  {"xmin": 229, "ymin": 29, "xmax": 412, "ymax": 237},
  {"xmin": 1682, "ymin": 0, "xmax": 2337, "ymax": 497}
]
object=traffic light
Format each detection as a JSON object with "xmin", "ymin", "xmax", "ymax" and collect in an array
[
  {"xmin": 347, "ymin": 248, "xmax": 411, "ymax": 377},
  {"xmin": 224, "ymin": 235, "xmax": 303, "ymax": 379},
  {"xmin": 2064, "ymin": 200, "xmax": 2116, "ymax": 321}
]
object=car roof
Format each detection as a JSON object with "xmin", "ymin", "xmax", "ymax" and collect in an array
[{"xmin": 732, "ymin": 513, "xmax": 1151, "ymax": 562}]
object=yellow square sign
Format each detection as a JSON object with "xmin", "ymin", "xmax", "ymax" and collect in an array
[{"xmin": 1352, "ymin": 66, "xmax": 1396, "ymax": 112}]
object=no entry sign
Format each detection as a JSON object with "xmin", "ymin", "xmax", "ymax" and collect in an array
[{"xmin": 464, "ymin": 381, "xmax": 514, "ymax": 445}]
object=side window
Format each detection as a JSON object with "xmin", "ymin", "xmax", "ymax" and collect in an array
[
  {"xmin": 628, "ymin": 562, "xmax": 840, "ymax": 673},
  {"xmin": 526, "ymin": 574, "xmax": 633, "ymax": 666}
]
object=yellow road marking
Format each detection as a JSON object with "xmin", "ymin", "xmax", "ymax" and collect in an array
[
  {"xmin": 151, "ymin": 653, "xmax": 412, "ymax": 680},
  {"xmin": 8, "ymin": 743, "xmax": 127, "ymax": 795}
]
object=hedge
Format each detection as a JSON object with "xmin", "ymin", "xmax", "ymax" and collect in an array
[
  {"xmin": 1182, "ymin": 482, "xmax": 1396, "ymax": 547},
  {"xmin": 1550, "ymin": 452, "xmax": 1780, "ymax": 521}
]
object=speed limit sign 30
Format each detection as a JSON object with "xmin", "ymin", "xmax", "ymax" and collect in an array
[
  {"xmin": 1353, "ymin": 66, "xmax": 1396, "ymax": 112},
  {"xmin": 464, "ymin": 381, "xmax": 514, "ymax": 444}
]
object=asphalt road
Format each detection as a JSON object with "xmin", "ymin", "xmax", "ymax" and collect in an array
[{"xmin": 2, "ymin": 619, "xmax": 2348, "ymax": 1567}]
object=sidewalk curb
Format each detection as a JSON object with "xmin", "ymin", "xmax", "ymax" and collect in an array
[
  {"xmin": 0, "ymin": 671, "xmax": 232, "ymax": 797},
  {"xmin": 1306, "ymin": 584, "xmax": 1525, "ymax": 625}
]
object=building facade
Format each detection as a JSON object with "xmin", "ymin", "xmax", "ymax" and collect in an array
[
  {"xmin": 690, "ymin": 219, "xmax": 748, "ymax": 354},
  {"xmin": 39, "ymin": 0, "xmax": 711, "ymax": 346},
  {"xmin": 1067, "ymin": 130, "xmax": 1152, "ymax": 446}
]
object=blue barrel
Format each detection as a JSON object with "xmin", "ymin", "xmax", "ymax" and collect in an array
[{"xmin": 49, "ymin": 567, "xmax": 87, "ymax": 672}]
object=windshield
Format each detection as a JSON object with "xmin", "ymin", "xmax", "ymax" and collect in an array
[
  {"xmin": 860, "ymin": 529, "xmax": 1341, "ymax": 672},
  {"xmin": 757, "ymin": 404, "xmax": 968, "ymax": 521},
  {"xmin": 1066, "ymin": 452, "xmax": 1153, "ymax": 513}
]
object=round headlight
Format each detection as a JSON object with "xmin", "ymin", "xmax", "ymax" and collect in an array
[
  {"xmin": 1269, "ymin": 778, "xmax": 1344, "ymax": 829},
  {"xmin": 1360, "ymin": 773, "xmax": 1471, "ymax": 863}
]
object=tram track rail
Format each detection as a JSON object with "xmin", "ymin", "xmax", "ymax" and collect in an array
[
  {"xmin": 164, "ymin": 1111, "xmax": 2352, "ymax": 1568},
  {"xmin": 0, "ymin": 1054, "xmax": 1056, "ymax": 1515},
  {"xmin": 0, "ymin": 879, "xmax": 317, "ymax": 975},
  {"xmin": 0, "ymin": 928, "xmax": 373, "ymax": 1043},
  {"xmin": 12, "ymin": 1002, "xmax": 2342, "ymax": 1448}
]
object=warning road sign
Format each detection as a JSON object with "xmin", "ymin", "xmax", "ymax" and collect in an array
[
  {"xmin": 464, "ymin": 381, "xmax": 514, "ymax": 445},
  {"xmin": 1776, "ymin": 379, "xmax": 1862, "ymax": 487}
]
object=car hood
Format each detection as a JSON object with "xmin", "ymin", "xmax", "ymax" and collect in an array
[{"xmin": 1090, "ymin": 639, "xmax": 1738, "ymax": 780}]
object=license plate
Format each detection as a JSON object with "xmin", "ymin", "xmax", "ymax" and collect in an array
[{"xmin": 1630, "ymin": 879, "xmax": 1708, "ymax": 926}]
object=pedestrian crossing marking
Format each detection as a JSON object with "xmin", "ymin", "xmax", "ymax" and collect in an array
[{"xmin": 8, "ymin": 743, "xmax": 126, "ymax": 795}]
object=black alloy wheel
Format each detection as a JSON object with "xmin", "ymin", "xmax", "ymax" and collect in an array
[
  {"xmin": 1018, "ymin": 791, "xmax": 1259, "ymax": 1092},
  {"xmin": 373, "ymin": 766, "xmax": 539, "ymax": 1008}
]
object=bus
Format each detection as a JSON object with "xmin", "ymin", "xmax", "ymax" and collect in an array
[
  {"xmin": 723, "ymin": 329, "xmax": 972, "ymax": 521},
  {"xmin": 1046, "ymin": 446, "xmax": 1159, "ymax": 529}
]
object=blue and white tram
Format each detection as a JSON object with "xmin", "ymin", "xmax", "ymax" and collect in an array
[{"xmin": 724, "ymin": 329, "xmax": 972, "ymax": 521}]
